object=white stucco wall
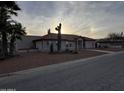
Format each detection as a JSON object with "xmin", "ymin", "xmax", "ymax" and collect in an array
[
  {"xmin": 61, "ymin": 41, "xmax": 75, "ymax": 51},
  {"xmin": 85, "ymin": 41, "xmax": 96, "ymax": 48},
  {"xmin": 36, "ymin": 40, "xmax": 76, "ymax": 52},
  {"xmin": 36, "ymin": 40, "xmax": 96, "ymax": 52},
  {"xmin": 36, "ymin": 40, "xmax": 57, "ymax": 52},
  {"xmin": 16, "ymin": 36, "xmax": 41, "ymax": 50}
]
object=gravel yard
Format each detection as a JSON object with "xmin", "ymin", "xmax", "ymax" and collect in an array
[{"xmin": 0, "ymin": 49, "xmax": 106, "ymax": 74}]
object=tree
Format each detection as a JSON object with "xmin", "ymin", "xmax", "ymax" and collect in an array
[
  {"xmin": 0, "ymin": 1, "xmax": 20, "ymax": 57},
  {"xmin": 8, "ymin": 22, "xmax": 26, "ymax": 55},
  {"xmin": 107, "ymin": 32, "xmax": 124, "ymax": 41},
  {"xmin": 0, "ymin": 33, "xmax": 1, "ymax": 55},
  {"xmin": 55, "ymin": 23, "xmax": 62, "ymax": 52}
]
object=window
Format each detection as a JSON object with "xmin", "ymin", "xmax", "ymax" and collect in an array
[
  {"xmin": 56, "ymin": 41, "xmax": 58, "ymax": 46},
  {"xmin": 66, "ymin": 41, "xmax": 69, "ymax": 47},
  {"xmin": 66, "ymin": 44, "xmax": 68, "ymax": 47}
]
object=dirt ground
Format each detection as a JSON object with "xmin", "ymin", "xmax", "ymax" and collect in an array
[{"xmin": 0, "ymin": 49, "xmax": 106, "ymax": 74}]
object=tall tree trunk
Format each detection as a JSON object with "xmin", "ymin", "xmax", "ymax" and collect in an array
[
  {"xmin": 58, "ymin": 31, "xmax": 61, "ymax": 52},
  {"xmin": 9, "ymin": 37, "xmax": 15, "ymax": 56},
  {"xmin": 0, "ymin": 7, "xmax": 8, "ymax": 58},
  {"xmin": 1, "ymin": 31, "xmax": 8, "ymax": 57}
]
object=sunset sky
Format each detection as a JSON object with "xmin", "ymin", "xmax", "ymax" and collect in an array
[{"xmin": 13, "ymin": 1, "xmax": 124, "ymax": 39}]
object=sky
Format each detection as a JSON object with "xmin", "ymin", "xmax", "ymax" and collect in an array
[{"xmin": 13, "ymin": 1, "xmax": 124, "ymax": 39}]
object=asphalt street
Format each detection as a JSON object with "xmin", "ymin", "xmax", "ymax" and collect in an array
[{"xmin": 0, "ymin": 52, "xmax": 124, "ymax": 91}]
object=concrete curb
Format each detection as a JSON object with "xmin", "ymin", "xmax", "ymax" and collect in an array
[{"xmin": 87, "ymin": 49, "xmax": 115, "ymax": 54}]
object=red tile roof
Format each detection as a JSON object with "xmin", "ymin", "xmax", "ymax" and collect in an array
[{"xmin": 33, "ymin": 33, "xmax": 96, "ymax": 42}]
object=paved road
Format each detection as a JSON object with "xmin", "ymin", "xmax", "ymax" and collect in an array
[{"xmin": 0, "ymin": 52, "xmax": 124, "ymax": 91}]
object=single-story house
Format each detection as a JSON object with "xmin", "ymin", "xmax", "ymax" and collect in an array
[
  {"xmin": 33, "ymin": 31, "xmax": 96, "ymax": 52},
  {"xmin": 0, "ymin": 33, "xmax": 96, "ymax": 53},
  {"xmin": 97, "ymin": 39, "xmax": 124, "ymax": 48}
]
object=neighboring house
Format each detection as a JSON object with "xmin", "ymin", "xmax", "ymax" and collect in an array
[
  {"xmin": 15, "ymin": 35, "xmax": 41, "ymax": 51},
  {"xmin": 33, "ymin": 31, "xmax": 96, "ymax": 52},
  {"xmin": 0, "ymin": 36, "xmax": 42, "ymax": 54},
  {"xmin": 97, "ymin": 39, "xmax": 124, "ymax": 48}
]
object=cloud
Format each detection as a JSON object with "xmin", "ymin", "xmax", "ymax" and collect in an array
[{"xmin": 13, "ymin": 1, "xmax": 124, "ymax": 39}]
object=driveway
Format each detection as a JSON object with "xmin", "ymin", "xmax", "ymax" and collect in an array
[{"xmin": 0, "ymin": 52, "xmax": 124, "ymax": 91}]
